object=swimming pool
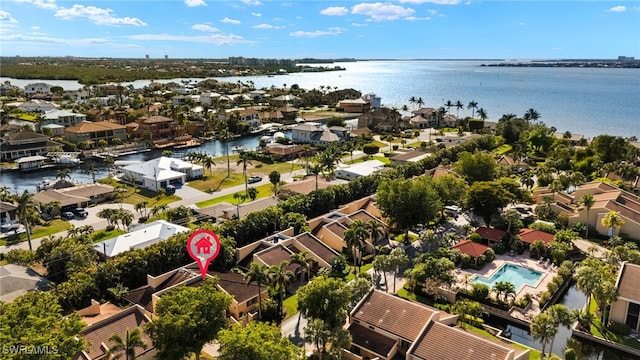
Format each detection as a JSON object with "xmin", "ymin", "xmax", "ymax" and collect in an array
[{"xmin": 472, "ymin": 263, "xmax": 543, "ymax": 291}]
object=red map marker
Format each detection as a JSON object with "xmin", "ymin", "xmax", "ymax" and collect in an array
[{"xmin": 187, "ymin": 229, "xmax": 221, "ymax": 279}]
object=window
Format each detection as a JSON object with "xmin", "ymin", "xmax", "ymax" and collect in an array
[{"xmin": 626, "ymin": 302, "xmax": 640, "ymax": 331}]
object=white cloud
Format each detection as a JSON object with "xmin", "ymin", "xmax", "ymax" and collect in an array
[
  {"xmin": 427, "ymin": 9, "xmax": 437, "ymax": 15},
  {"xmin": 607, "ymin": 5, "xmax": 626, "ymax": 12},
  {"xmin": 351, "ymin": 2, "xmax": 415, "ymax": 21},
  {"xmin": 405, "ymin": 16, "xmax": 430, "ymax": 21},
  {"xmin": 128, "ymin": 33, "xmax": 250, "ymax": 45},
  {"xmin": 4, "ymin": 33, "xmax": 112, "ymax": 46},
  {"xmin": 321, "ymin": 6, "xmax": 349, "ymax": 16},
  {"xmin": 289, "ymin": 26, "xmax": 344, "ymax": 38},
  {"xmin": 55, "ymin": 5, "xmax": 146, "ymax": 26},
  {"xmin": 519, "ymin": 22, "xmax": 526, "ymax": 26},
  {"xmin": 399, "ymin": 0, "xmax": 460, "ymax": 4},
  {"xmin": 253, "ymin": 23, "xmax": 284, "ymax": 29},
  {"xmin": 242, "ymin": 0, "xmax": 262, "ymax": 5},
  {"xmin": 185, "ymin": 0, "xmax": 207, "ymax": 7},
  {"xmin": 221, "ymin": 17, "xmax": 241, "ymax": 24},
  {"xmin": 31, "ymin": 25, "xmax": 40, "ymax": 30},
  {"xmin": 192, "ymin": 23, "xmax": 219, "ymax": 32},
  {"xmin": 0, "ymin": 11, "xmax": 18, "ymax": 24},
  {"xmin": 352, "ymin": 22, "xmax": 367, "ymax": 27},
  {"xmin": 14, "ymin": 0, "xmax": 57, "ymax": 10},
  {"xmin": 251, "ymin": 12, "xmax": 262, "ymax": 17}
]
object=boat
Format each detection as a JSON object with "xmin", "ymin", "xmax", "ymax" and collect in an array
[
  {"xmin": 231, "ymin": 145, "xmax": 246, "ymax": 152},
  {"xmin": 54, "ymin": 154, "xmax": 82, "ymax": 166},
  {"xmin": 37, "ymin": 178, "xmax": 54, "ymax": 191}
]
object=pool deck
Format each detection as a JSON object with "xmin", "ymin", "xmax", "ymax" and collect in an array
[{"xmin": 455, "ymin": 253, "xmax": 557, "ymax": 320}]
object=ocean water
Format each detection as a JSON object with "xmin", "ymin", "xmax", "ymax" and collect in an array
[{"xmin": 2, "ymin": 60, "xmax": 639, "ymax": 138}]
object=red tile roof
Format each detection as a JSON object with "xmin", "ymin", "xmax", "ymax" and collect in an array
[
  {"xmin": 452, "ymin": 240, "xmax": 489, "ymax": 258},
  {"xmin": 474, "ymin": 227, "xmax": 507, "ymax": 242},
  {"xmin": 518, "ymin": 228, "xmax": 555, "ymax": 245}
]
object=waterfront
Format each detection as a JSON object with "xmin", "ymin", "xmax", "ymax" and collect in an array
[{"xmin": 3, "ymin": 60, "xmax": 638, "ymax": 138}]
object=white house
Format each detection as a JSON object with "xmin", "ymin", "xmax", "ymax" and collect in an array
[
  {"xmin": 16, "ymin": 99, "xmax": 58, "ymax": 112},
  {"xmin": 335, "ymin": 159, "xmax": 386, "ymax": 180},
  {"xmin": 41, "ymin": 109, "xmax": 87, "ymax": 129},
  {"xmin": 121, "ymin": 156, "xmax": 203, "ymax": 191},
  {"xmin": 93, "ymin": 220, "xmax": 189, "ymax": 259},
  {"xmin": 23, "ymin": 82, "xmax": 53, "ymax": 96},
  {"xmin": 291, "ymin": 123, "xmax": 352, "ymax": 146}
]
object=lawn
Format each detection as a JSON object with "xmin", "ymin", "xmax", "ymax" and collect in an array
[
  {"xmin": 91, "ymin": 228, "xmax": 126, "ymax": 243},
  {"xmin": 494, "ymin": 144, "xmax": 513, "ymax": 155},
  {"xmin": 371, "ymin": 140, "xmax": 389, "ymax": 149},
  {"xmin": 467, "ymin": 325, "xmax": 541, "ymax": 360},
  {"xmin": 588, "ymin": 296, "xmax": 640, "ymax": 350},
  {"xmin": 195, "ymin": 183, "xmax": 273, "ymax": 208},
  {"xmin": 283, "ymin": 293, "xmax": 299, "ymax": 319},
  {"xmin": 99, "ymin": 178, "xmax": 180, "ymax": 206},
  {"xmin": 344, "ymin": 263, "xmax": 374, "ymax": 282},
  {"xmin": 343, "ymin": 156, "xmax": 390, "ymax": 166},
  {"xmin": 189, "ymin": 161, "xmax": 302, "ymax": 193},
  {"xmin": 0, "ymin": 219, "xmax": 70, "ymax": 246}
]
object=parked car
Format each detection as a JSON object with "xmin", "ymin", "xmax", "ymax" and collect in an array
[
  {"xmin": 74, "ymin": 207, "xmax": 88, "ymax": 218},
  {"xmin": 248, "ymin": 175, "xmax": 262, "ymax": 184},
  {"xmin": 62, "ymin": 211, "xmax": 75, "ymax": 220}
]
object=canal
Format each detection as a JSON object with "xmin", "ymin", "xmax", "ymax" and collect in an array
[{"xmin": 489, "ymin": 285, "xmax": 635, "ymax": 360}]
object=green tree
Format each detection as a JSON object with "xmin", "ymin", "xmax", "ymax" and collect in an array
[
  {"xmin": 389, "ymin": 247, "xmax": 409, "ymax": 294},
  {"xmin": 578, "ymin": 194, "xmax": 595, "ymax": 238},
  {"xmin": 601, "ymin": 210, "xmax": 625, "ymax": 238},
  {"xmin": 56, "ymin": 167, "xmax": 71, "ymax": 181},
  {"xmin": 454, "ymin": 151, "xmax": 497, "ymax": 183},
  {"xmin": 465, "ymin": 181, "xmax": 513, "ymax": 225},
  {"xmin": 237, "ymin": 151, "xmax": 254, "ymax": 194},
  {"xmin": 0, "ymin": 291, "xmax": 86, "ymax": 359},
  {"xmin": 269, "ymin": 170, "xmax": 281, "ymax": 195},
  {"xmin": 376, "ymin": 177, "xmax": 441, "ymax": 241},
  {"xmin": 467, "ymin": 100, "xmax": 478, "ymax": 118},
  {"xmin": 107, "ymin": 328, "xmax": 148, "ymax": 360},
  {"xmin": 530, "ymin": 312, "xmax": 556, "ymax": 358},
  {"xmin": 344, "ymin": 219, "xmax": 369, "ymax": 273},
  {"xmin": 236, "ymin": 262, "xmax": 269, "ymax": 320},
  {"xmin": 145, "ymin": 278, "xmax": 232, "ymax": 360},
  {"xmin": 297, "ymin": 276, "xmax": 351, "ymax": 328},
  {"xmin": 307, "ymin": 162, "xmax": 324, "ymax": 191},
  {"xmin": 15, "ymin": 190, "xmax": 38, "ymax": 251},
  {"xmin": 217, "ymin": 322, "xmax": 301, "ymax": 360},
  {"xmin": 267, "ymin": 260, "xmax": 295, "ymax": 319},
  {"xmin": 289, "ymin": 250, "xmax": 313, "ymax": 285},
  {"xmin": 372, "ymin": 254, "xmax": 393, "ymax": 291},
  {"xmin": 304, "ymin": 318, "xmax": 351, "ymax": 360}
]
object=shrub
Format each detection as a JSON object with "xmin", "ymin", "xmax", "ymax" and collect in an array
[
  {"xmin": 362, "ymin": 143, "xmax": 380, "ymax": 156},
  {"xmin": 564, "ymin": 348, "xmax": 576, "ymax": 360},
  {"xmin": 608, "ymin": 322, "xmax": 632, "ymax": 336},
  {"xmin": 539, "ymin": 290, "xmax": 551, "ymax": 305},
  {"xmin": 472, "ymin": 283, "xmax": 490, "ymax": 301},
  {"xmin": 4, "ymin": 249, "xmax": 36, "ymax": 265},
  {"xmin": 484, "ymin": 248, "xmax": 495, "ymax": 262}
]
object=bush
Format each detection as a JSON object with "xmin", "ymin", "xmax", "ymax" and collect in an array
[
  {"xmin": 608, "ymin": 322, "xmax": 632, "ymax": 336},
  {"xmin": 564, "ymin": 348, "xmax": 576, "ymax": 360},
  {"xmin": 4, "ymin": 249, "xmax": 37, "ymax": 265},
  {"xmin": 472, "ymin": 283, "xmax": 490, "ymax": 301},
  {"xmin": 362, "ymin": 143, "xmax": 380, "ymax": 156},
  {"xmin": 539, "ymin": 290, "xmax": 551, "ymax": 305}
]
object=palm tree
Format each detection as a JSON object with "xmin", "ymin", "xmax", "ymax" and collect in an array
[
  {"xmin": 15, "ymin": 190, "xmax": 37, "ymax": 251},
  {"xmin": 578, "ymin": 194, "xmax": 595, "ymax": 238},
  {"xmin": 308, "ymin": 162, "xmax": 324, "ymax": 191},
  {"xmin": 574, "ymin": 262, "xmax": 601, "ymax": 310},
  {"xmin": 56, "ymin": 167, "xmax": 71, "ymax": 181},
  {"xmin": 455, "ymin": 100, "xmax": 464, "ymax": 118},
  {"xmin": 107, "ymin": 328, "xmax": 148, "ymax": 360},
  {"xmin": 601, "ymin": 210, "xmax": 625, "ymax": 238},
  {"xmin": 267, "ymin": 260, "xmax": 295, "ymax": 318},
  {"xmin": 477, "ymin": 107, "xmax": 488, "ymax": 120},
  {"xmin": 237, "ymin": 151, "xmax": 253, "ymax": 194},
  {"xmin": 416, "ymin": 97, "xmax": 425, "ymax": 109},
  {"xmin": 367, "ymin": 219, "xmax": 385, "ymax": 261},
  {"xmin": 467, "ymin": 100, "xmax": 478, "ymax": 118},
  {"xmin": 85, "ymin": 164, "xmax": 97, "ymax": 183},
  {"xmin": 289, "ymin": 251, "xmax": 313, "ymax": 285},
  {"xmin": 444, "ymin": 100, "xmax": 453, "ymax": 115},
  {"xmin": 409, "ymin": 96, "xmax": 417, "ymax": 109},
  {"xmin": 202, "ymin": 155, "xmax": 216, "ymax": 175},
  {"xmin": 523, "ymin": 108, "xmax": 541, "ymax": 123},
  {"xmin": 219, "ymin": 126, "xmax": 232, "ymax": 177},
  {"xmin": 530, "ymin": 312, "xmax": 556, "ymax": 358},
  {"xmin": 238, "ymin": 262, "xmax": 269, "ymax": 320},
  {"xmin": 389, "ymin": 248, "xmax": 409, "ymax": 294},
  {"xmin": 529, "ymin": 240, "xmax": 546, "ymax": 259},
  {"xmin": 544, "ymin": 304, "xmax": 573, "ymax": 357},
  {"xmin": 344, "ymin": 220, "xmax": 369, "ymax": 274}
]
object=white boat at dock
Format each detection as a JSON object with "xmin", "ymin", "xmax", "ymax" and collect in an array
[{"xmin": 231, "ymin": 145, "xmax": 246, "ymax": 152}]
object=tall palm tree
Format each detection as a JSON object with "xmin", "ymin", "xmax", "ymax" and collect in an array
[
  {"xmin": 477, "ymin": 107, "xmax": 488, "ymax": 121},
  {"xmin": 344, "ymin": 220, "xmax": 369, "ymax": 273},
  {"xmin": 85, "ymin": 164, "xmax": 97, "ymax": 183},
  {"xmin": 308, "ymin": 162, "xmax": 324, "ymax": 191},
  {"xmin": 56, "ymin": 167, "xmax": 71, "ymax": 181},
  {"xmin": 409, "ymin": 96, "xmax": 417, "ymax": 109},
  {"xmin": 530, "ymin": 312, "xmax": 556, "ymax": 358},
  {"xmin": 15, "ymin": 190, "xmax": 37, "ymax": 251},
  {"xmin": 416, "ymin": 97, "xmax": 425, "ymax": 109},
  {"xmin": 524, "ymin": 108, "xmax": 541, "ymax": 123},
  {"xmin": 467, "ymin": 100, "xmax": 478, "ymax": 118},
  {"xmin": 289, "ymin": 251, "xmax": 313, "ymax": 285},
  {"xmin": 578, "ymin": 194, "xmax": 596, "ymax": 238},
  {"xmin": 267, "ymin": 260, "xmax": 295, "ymax": 318},
  {"xmin": 444, "ymin": 100, "xmax": 453, "ymax": 114},
  {"xmin": 237, "ymin": 151, "xmax": 253, "ymax": 194},
  {"xmin": 574, "ymin": 262, "xmax": 601, "ymax": 310},
  {"xmin": 202, "ymin": 155, "xmax": 216, "ymax": 175},
  {"xmin": 455, "ymin": 100, "xmax": 464, "ymax": 118},
  {"xmin": 219, "ymin": 127, "xmax": 232, "ymax": 177},
  {"xmin": 367, "ymin": 219, "xmax": 385, "ymax": 261},
  {"xmin": 238, "ymin": 262, "xmax": 269, "ymax": 320},
  {"xmin": 107, "ymin": 328, "xmax": 148, "ymax": 360},
  {"xmin": 601, "ymin": 211, "xmax": 625, "ymax": 238}
]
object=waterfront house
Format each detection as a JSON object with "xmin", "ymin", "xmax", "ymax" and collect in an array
[
  {"xmin": 533, "ymin": 181, "xmax": 640, "ymax": 239},
  {"xmin": 0, "ymin": 130, "xmax": 63, "ymax": 161},
  {"xmin": 337, "ymin": 98, "xmax": 370, "ymax": 113},
  {"xmin": 121, "ymin": 156, "xmax": 203, "ymax": 191},
  {"xmin": 93, "ymin": 220, "xmax": 189, "ymax": 259},
  {"xmin": 15, "ymin": 99, "xmax": 58, "ymax": 112},
  {"xmin": 41, "ymin": 109, "xmax": 87, "ymax": 129},
  {"xmin": 264, "ymin": 143, "xmax": 305, "ymax": 160},
  {"xmin": 74, "ymin": 305, "xmax": 155, "ymax": 360},
  {"xmin": 335, "ymin": 159, "xmax": 386, "ymax": 180},
  {"xmin": 0, "ymin": 201, "xmax": 17, "ymax": 228},
  {"xmin": 357, "ymin": 107, "xmax": 403, "ymax": 131},
  {"xmin": 23, "ymin": 82, "xmax": 53, "ymax": 97},
  {"xmin": 32, "ymin": 183, "xmax": 114, "ymax": 209},
  {"xmin": 0, "ymin": 264, "xmax": 52, "ymax": 302},
  {"xmin": 15, "ymin": 155, "xmax": 47, "ymax": 171},
  {"xmin": 291, "ymin": 123, "xmax": 352, "ymax": 146},
  {"xmin": 132, "ymin": 115, "xmax": 185, "ymax": 140},
  {"xmin": 264, "ymin": 105, "xmax": 299, "ymax": 124},
  {"xmin": 196, "ymin": 197, "xmax": 280, "ymax": 221},
  {"xmin": 609, "ymin": 262, "xmax": 640, "ymax": 332},
  {"xmin": 64, "ymin": 121, "xmax": 128, "ymax": 146}
]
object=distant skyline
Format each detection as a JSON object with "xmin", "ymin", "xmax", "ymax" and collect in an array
[{"xmin": 1, "ymin": 0, "xmax": 639, "ymax": 59}]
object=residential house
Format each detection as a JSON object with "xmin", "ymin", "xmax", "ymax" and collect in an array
[
  {"xmin": 264, "ymin": 143, "xmax": 305, "ymax": 160},
  {"xmin": 31, "ymin": 183, "xmax": 115, "ymax": 209},
  {"xmin": 357, "ymin": 107, "xmax": 403, "ymax": 131},
  {"xmin": 121, "ymin": 156, "xmax": 203, "ymax": 191},
  {"xmin": 409, "ymin": 115, "xmax": 431, "ymax": 129},
  {"xmin": 93, "ymin": 220, "xmax": 189, "ymax": 259},
  {"xmin": 412, "ymin": 108, "xmax": 438, "ymax": 125},
  {"xmin": 337, "ymin": 98, "xmax": 370, "ymax": 113},
  {"xmin": 335, "ymin": 159, "xmax": 386, "ymax": 180},
  {"xmin": 291, "ymin": 123, "xmax": 352, "ymax": 146},
  {"xmin": 609, "ymin": 262, "xmax": 640, "ymax": 333},
  {"xmin": 0, "ymin": 201, "xmax": 17, "ymax": 227},
  {"xmin": 171, "ymin": 95, "xmax": 189, "ymax": 106},
  {"xmin": 132, "ymin": 115, "xmax": 186, "ymax": 140},
  {"xmin": 363, "ymin": 93, "xmax": 381, "ymax": 109},
  {"xmin": 534, "ymin": 181, "xmax": 640, "ymax": 239},
  {"xmin": 41, "ymin": 109, "xmax": 87, "ymax": 129},
  {"xmin": 23, "ymin": 82, "xmax": 53, "ymax": 96},
  {"xmin": 15, "ymin": 99, "xmax": 58, "ymax": 112},
  {"xmin": 345, "ymin": 289, "xmax": 527, "ymax": 360},
  {"xmin": 0, "ymin": 130, "xmax": 63, "ymax": 161},
  {"xmin": 200, "ymin": 92, "xmax": 222, "ymax": 106},
  {"xmin": 0, "ymin": 264, "xmax": 52, "ymax": 302},
  {"xmin": 553, "ymin": 132, "xmax": 585, "ymax": 145},
  {"xmin": 64, "ymin": 121, "xmax": 128, "ymax": 146},
  {"xmin": 518, "ymin": 228, "xmax": 555, "ymax": 247},
  {"xmin": 441, "ymin": 114, "xmax": 458, "ymax": 128},
  {"xmin": 264, "ymin": 106, "xmax": 299, "ymax": 124},
  {"xmin": 42, "ymin": 123, "xmax": 65, "ymax": 136},
  {"xmin": 390, "ymin": 150, "xmax": 431, "ymax": 165},
  {"xmin": 496, "ymin": 154, "xmax": 530, "ymax": 173},
  {"xmin": 281, "ymin": 177, "xmax": 334, "ymax": 195},
  {"xmin": 74, "ymin": 305, "xmax": 155, "ymax": 360},
  {"xmin": 230, "ymin": 108, "xmax": 261, "ymax": 128}
]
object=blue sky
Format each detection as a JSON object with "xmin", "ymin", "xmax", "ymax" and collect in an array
[{"xmin": 1, "ymin": 0, "xmax": 638, "ymax": 59}]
